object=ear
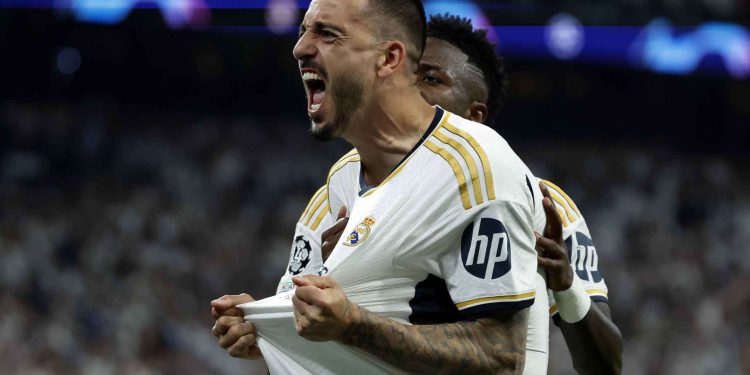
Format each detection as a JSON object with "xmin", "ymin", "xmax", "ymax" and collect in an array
[
  {"xmin": 466, "ymin": 101, "xmax": 488, "ymax": 124},
  {"xmin": 377, "ymin": 40, "xmax": 408, "ymax": 78}
]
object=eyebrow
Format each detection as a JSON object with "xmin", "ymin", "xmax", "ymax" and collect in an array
[
  {"xmin": 419, "ymin": 62, "xmax": 444, "ymax": 71},
  {"xmin": 300, "ymin": 21, "xmax": 346, "ymax": 35}
]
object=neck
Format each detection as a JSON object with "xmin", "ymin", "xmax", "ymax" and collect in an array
[{"xmin": 345, "ymin": 84, "xmax": 436, "ymax": 187}]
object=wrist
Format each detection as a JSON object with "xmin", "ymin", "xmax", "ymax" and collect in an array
[
  {"xmin": 339, "ymin": 301, "xmax": 363, "ymax": 343},
  {"xmin": 552, "ymin": 272, "xmax": 591, "ymax": 323}
]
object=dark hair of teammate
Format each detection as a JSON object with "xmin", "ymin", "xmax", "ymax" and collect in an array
[
  {"xmin": 427, "ymin": 14, "xmax": 508, "ymax": 117},
  {"xmin": 367, "ymin": 0, "xmax": 427, "ymax": 65}
]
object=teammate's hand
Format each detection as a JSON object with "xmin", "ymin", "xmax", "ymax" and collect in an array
[
  {"xmin": 211, "ymin": 294, "xmax": 263, "ymax": 359},
  {"xmin": 536, "ymin": 181, "xmax": 575, "ymax": 292},
  {"xmin": 291, "ymin": 275, "xmax": 359, "ymax": 342},
  {"xmin": 321, "ymin": 206, "xmax": 348, "ymax": 262}
]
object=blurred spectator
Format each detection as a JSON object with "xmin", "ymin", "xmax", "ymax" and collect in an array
[{"xmin": 0, "ymin": 99, "xmax": 747, "ymax": 374}]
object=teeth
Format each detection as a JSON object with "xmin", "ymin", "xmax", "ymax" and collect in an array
[
  {"xmin": 311, "ymin": 103, "xmax": 321, "ymax": 111},
  {"xmin": 302, "ymin": 72, "xmax": 323, "ymax": 82}
]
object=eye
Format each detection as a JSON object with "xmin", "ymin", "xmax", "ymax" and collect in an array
[
  {"xmin": 421, "ymin": 74, "xmax": 442, "ymax": 85},
  {"xmin": 319, "ymin": 29, "xmax": 337, "ymax": 42}
]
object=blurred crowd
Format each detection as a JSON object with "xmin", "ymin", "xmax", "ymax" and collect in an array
[{"xmin": 0, "ymin": 99, "xmax": 748, "ymax": 375}]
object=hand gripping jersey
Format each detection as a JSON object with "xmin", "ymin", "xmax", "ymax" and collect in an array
[{"xmin": 255, "ymin": 107, "xmax": 546, "ymax": 374}]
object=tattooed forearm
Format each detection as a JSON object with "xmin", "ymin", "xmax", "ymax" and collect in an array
[{"xmin": 340, "ymin": 305, "xmax": 529, "ymax": 374}]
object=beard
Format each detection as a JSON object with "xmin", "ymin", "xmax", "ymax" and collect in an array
[{"xmin": 310, "ymin": 68, "xmax": 365, "ymax": 142}]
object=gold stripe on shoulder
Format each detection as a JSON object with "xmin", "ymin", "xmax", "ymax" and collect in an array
[
  {"xmin": 361, "ymin": 112, "xmax": 451, "ymax": 198},
  {"xmin": 543, "ymin": 180, "xmax": 582, "ymax": 217},
  {"xmin": 328, "ymin": 154, "xmax": 361, "ymax": 181},
  {"xmin": 299, "ymin": 185, "xmax": 327, "ymax": 223},
  {"xmin": 434, "ymin": 130, "xmax": 484, "ymax": 206},
  {"xmin": 310, "ymin": 202, "xmax": 330, "ymax": 231},
  {"xmin": 455, "ymin": 291, "xmax": 536, "ymax": 309},
  {"xmin": 304, "ymin": 190, "xmax": 328, "ymax": 226},
  {"xmin": 555, "ymin": 206, "xmax": 570, "ymax": 228},
  {"xmin": 550, "ymin": 190, "xmax": 577, "ymax": 223},
  {"xmin": 424, "ymin": 140, "xmax": 472, "ymax": 209},
  {"xmin": 441, "ymin": 122, "xmax": 495, "ymax": 201}
]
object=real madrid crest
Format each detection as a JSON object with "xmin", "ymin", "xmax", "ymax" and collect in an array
[{"xmin": 342, "ymin": 216, "xmax": 376, "ymax": 247}]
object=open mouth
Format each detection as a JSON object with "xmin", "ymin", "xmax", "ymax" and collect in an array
[{"xmin": 302, "ymin": 71, "xmax": 327, "ymax": 113}]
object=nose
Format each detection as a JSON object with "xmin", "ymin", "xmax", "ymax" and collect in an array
[{"xmin": 293, "ymin": 31, "xmax": 317, "ymax": 61}]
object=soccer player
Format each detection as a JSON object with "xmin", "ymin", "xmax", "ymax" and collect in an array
[
  {"xmin": 213, "ymin": 0, "xmax": 545, "ymax": 373},
  {"xmin": 416, "ymin": 15, "xmax": 623, "ymax": 374},
  {"xmin": 278, "ymin": 14, "xmax": 622, "ymax": 374},
  {"xmin": 296, "ymin": 15, "xmax": 623, "ymax": 374}
]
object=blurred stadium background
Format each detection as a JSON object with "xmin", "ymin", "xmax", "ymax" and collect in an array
[{"xmin": 1, "ymin": 0, "xmax": 749, "ymax": 374}]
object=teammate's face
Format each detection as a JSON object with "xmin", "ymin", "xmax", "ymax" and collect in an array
[
  {"xmin": 418, "ymin": 37, "xmax": 489, "ymax": 124},
  {"xmin": 293, "ymin": 0, "xmax": 378, "ymax": 141}
]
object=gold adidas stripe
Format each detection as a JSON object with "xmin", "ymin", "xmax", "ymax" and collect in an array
[
  {"xmin": 303, "ymin": 190, "xmax": 328, "ymax": 226},
  {"xmin": 549, "ymin": 191, "xmax": 576, "ymax": 224},
  {"xmin": 556, "ymin": 206, "xmax": 570, "ymax": 228},
  {"xmin": 325, "ymin": 150, "xmax": 361, "ymax": 214},
  {"xmin": 425, "ymin": 140, "xmax": 471, "ymax": 209},
  {"xmin": 441, "ymin": 122, "xmax": 495, "ymax": 201},
  {"xmin": 361, "ymin": 112, "xmax": 451, "ymax": 198},
  {"xmin": 543, "ymin": 180, "xmax": 581, "ymax": 216},
  {"xmin": 456, "ymin": 291, "xmax": 536, "ymax": 309},
  {"xmin": 310, "ymin": 202, "xmax": 330, "ymax": 230},
  {"xmin": 434, "ymin": 131, "xmax": 484, "ymax": 206},
  {"xmin": 299, "ymin": 186, "xmax": 327, "ymax": 223}
]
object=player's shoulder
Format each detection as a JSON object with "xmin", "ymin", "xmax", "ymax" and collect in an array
[
  {"xmin": 298, "ymin": 184, "xmax": 330, "ymax": 231},
  {"xmin": 423, "ymin": 112, "xmax": 526, "ymax": 210},
  {"xmin": 326, "ymin": 148, "xmax": 360, "ymax": 182},
  {"xmin": 538, "ymin": 178, "xmax": 585, "ymax": 228}
]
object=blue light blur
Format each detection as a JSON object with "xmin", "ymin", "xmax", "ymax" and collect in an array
[
  {"xmin": 1, "ymin": 0, "xmax": 748, "ymax": 78},
  {"xmin": 630, "ymin": 19, "xmax": 750, "ymax": 78}
]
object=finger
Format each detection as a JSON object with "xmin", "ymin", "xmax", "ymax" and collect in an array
[
  {"xmin": 542, "ymin": 196, "xmax": 564, "ymax": 242},
  {"xmin": 537, "ymin": 255, "xmax": 566, "ymax": 270},
  {"xmin": 321, "ymin": 217, "xmax": 349, "ymax": 243},
  {"xmin": 213, "ymin": 315, "xmax": 245, "ymax": 337},
  {"xmin": 219, "ymin": 322, "xmax": 256, "ymax": 348},
  {"xmin": 227, "ymin": 334, "xmax": 258, "ymax": 358},
  {"xmin": 213, "ymin": 306, "xmax": 244, "ymax": 319},
  {"xmin": 211, "ymin": 294, "xmax": 254, "ymax": 313},
  {"xmin": 337, "ymin": 206, "xmax": 347, "ymax": 220},
  {"xmin": 293, "ymin": 274, "xmax": 338, "ymax": 289},
  {"xmin": 294, "ymin": 285, "xmax": 328, "ymax": 307},
  {"xmin": 535, "ymin": 235, "xmax": 566, "ymax": 259},
  {"xmin": 292, "ymin": 305, "xmax": 311, "ymax": 333},
  {"xmin": 247, "ymin": 344, "xmax": 263, "ymax": 359}
]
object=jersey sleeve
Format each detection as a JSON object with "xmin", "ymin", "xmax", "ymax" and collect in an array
[
  {"xmin": 541, "ymin": 180, "xmax": 609, "ymax": 318},
  {"xmin": 276, "ymin": 186, "xmax": 332, "ymax": 294},
  {"xmin": 441, "ymin": 200, "xmax": 538, "ymax": 318}
]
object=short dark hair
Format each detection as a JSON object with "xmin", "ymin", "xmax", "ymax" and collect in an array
[
  {"xmin": 427, "ymin": 14, "xmax": 508, "ymax": 117},
  {"xmin": 367, "ymin": 0, "xmax": 427, "ymax": 65}
]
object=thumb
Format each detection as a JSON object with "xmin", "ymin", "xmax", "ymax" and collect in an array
[
  {"xmin": 211, "ymin": 293, "xmax": 253, "ymax": 311},
  {"xmin": 337, "ymin": 206, "xmax": 348, "ymax": 220},
  {"xmin": 293, "ymin": 275, "xmax": 337, "ymax": 289}
]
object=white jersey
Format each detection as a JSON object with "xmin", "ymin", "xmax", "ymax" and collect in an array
[
  {"xmin": 540, "ymin": 180, "xmax": 609, "ymax": 320},
  {"xmin": 263, "ymin": 107, "xmax": 545, "ymax": 374}
]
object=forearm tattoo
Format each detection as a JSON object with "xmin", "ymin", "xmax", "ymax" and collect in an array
[{"xmin": 341, "ymin": 306, "xmax": 529, "ymax": 374}]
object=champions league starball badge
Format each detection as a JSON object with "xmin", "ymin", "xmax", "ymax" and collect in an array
[{"xmin": 289, "ymin": 235, "xmax": 312, "ymax": 275}]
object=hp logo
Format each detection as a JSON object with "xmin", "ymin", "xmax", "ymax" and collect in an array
[{"xmin": 461, "ymin": 218, "xmax": 512, "ymax": 280}]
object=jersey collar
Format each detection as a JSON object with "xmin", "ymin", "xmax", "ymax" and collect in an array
[{"xmin": 358, "ymin": 106, "xmax": 446, "ymax": 196}]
